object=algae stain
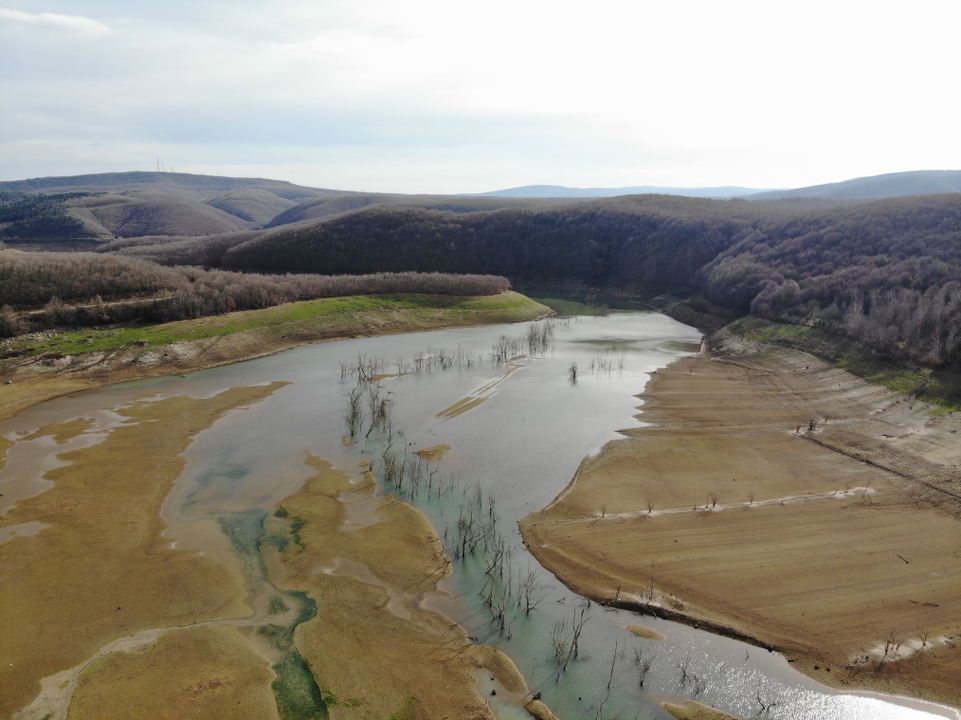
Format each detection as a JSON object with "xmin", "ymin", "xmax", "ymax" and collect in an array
[
  {"xmin": 321, "ymin": 690, "xmax": 363, "ymax": 709},
  {"xmin": 389, "ymin": 697, "xmax": 418, "ymax": 720},
  {"xmin": 216, "ymin": 509, "xmax": 327, "ymax": 720},
  {"xmin": 264, "ymin": 507, "xmax": 306, "ymax": 553},
  {"xmin": 268, "ymin": 596, "xmax": 289, "ymax": 616},
  {"xmin": 217, "ymin": 509, "xmax": 270, "ymax": 580}
]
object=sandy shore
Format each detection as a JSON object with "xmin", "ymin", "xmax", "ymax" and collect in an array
[{"xmin": 520, "ymin": 327, "xmax": 961, "ymax": 709}]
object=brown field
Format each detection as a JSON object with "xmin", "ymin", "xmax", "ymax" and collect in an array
[{"xmin": 521, "ymin": 333, "xmax": 961, "ymax": 708}]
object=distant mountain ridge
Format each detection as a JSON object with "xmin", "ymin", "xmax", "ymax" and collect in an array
[
  {"xmin": 3, "ymin": 170, "xmax": 960, "ymax": 242},
  {"xmin": 0, "ymin": 171, "xmax": 340, "ymax": 202},
  {"xmin": 747, "ymin": 170, "xmax": 961, "ymax": 200},
  {"xmin": 465, "ymin": 184, "xmax": 773, "ymax": 199}
]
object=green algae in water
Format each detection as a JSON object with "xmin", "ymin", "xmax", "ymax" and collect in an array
[
  {"xmin": 259, "ymin": 592, "xmax": 327, "ymax": 720},
  {"xmin": 268, "ymin": 595, "xmax": 289, "ymax": 615},
  {"xmin": 217, "ymin": 509, "xmax": 270, "ymax": 580},
  {"xmin": 264, "ymin": 512, "xmax": 306, "ymax": 553},
  {"xmin": 217, "ymin": 510, "xmax": 327, "ymax": 720}
]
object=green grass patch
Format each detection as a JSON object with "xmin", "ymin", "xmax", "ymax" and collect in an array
[
  {"xmin": 389, "ymin": 697, "xmax": 418, "ymax": 720},
  {"xmin": 730, "ymin": 317, "xmax": 961, "ymax": 412}
]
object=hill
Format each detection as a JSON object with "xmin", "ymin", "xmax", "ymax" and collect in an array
[
  {"xmin": 63, "ymin": 193, "xmax": 252, "ymax": 238},
  {"xmin": 0, "ymin": 171, "xmax": 338, "ymax": 202},
  {"xmin": 202, "ymin": 189, "xmax": 300, "ymax": 226},
  {"xmin": 0, "ymin": 172, "xmax": 345, "ymax": 238},
  {"xmin": 468, "ymin": 184, "xmax": 772, "ymax": 199},
  {"xmin": 264, "ymin": 193, "xmax": 560, "ymax": 228},
  {"xmin": 749, "ymin": 170, "xmax": 961, "ymax": 200}
]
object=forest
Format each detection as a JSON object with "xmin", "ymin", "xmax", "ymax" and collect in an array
[{"xmin": 0, "ymin": 192, "xmax": 90, "ymax": 239}]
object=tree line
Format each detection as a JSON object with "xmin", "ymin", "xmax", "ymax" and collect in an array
[{"xmin": 0, "ymin": 252, "xmax": 510, "ymax": 337}]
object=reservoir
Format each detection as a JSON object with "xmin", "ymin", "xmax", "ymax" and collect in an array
[{"xmin": 1, "ymin": 308, "xmax": 957, "ymax": 720}]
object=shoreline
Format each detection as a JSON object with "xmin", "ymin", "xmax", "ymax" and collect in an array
[
  {"xmin": 0, "ymin": 291, "xmax": 551, "ymax": 422},
  {"xmin": 520, "ymin": 328, "xmax": 961, "ymax": 712},
  {"xmin": 1, "ymin": 293, "xmax": 553, "ymax": 719}
]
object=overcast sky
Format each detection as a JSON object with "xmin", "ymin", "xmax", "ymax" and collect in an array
[{"xmin": 1, "ymin": 0, "xmax": 959, "ymax": 193}]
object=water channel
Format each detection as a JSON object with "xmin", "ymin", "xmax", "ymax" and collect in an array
[{"xmin": 2, "ymin": 307, "xmax": 957, "ymax": 720}]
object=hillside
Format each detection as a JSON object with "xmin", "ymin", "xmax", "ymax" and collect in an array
[
  {"xmin": 102, "ymin": 192, "xmax": 961, "ymax": 371},
  {"xmin": 265, "ymin": 193, "xmax": 555, "ymax": 228},
  {"xmin": 0, "ymin": 174, "xmax": 543, "ymax": 241},
  {"xmin": 0, "ymin": 171, "xmax": 338, "ymax": 202},
  {"xmin": 64, "ymin": 193, "xmax": 252, "ymax": 238},
  {"xmin": 202, "ymin": 189, "xmax": 300, "ymax": 226},
  {"xmin": 749, "ymin": 169, "xmax": 961, "ymax": 200}
]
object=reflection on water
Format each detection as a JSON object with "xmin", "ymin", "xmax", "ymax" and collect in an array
[{"xmin": 1, "ymin": 312, "xmax": 957, "ymax": 720}]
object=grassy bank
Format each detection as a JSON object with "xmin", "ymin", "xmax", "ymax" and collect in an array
[
  {"xmin": 725, "ymin": 316, "xmax": 961, "ymax": 412},
  {"xmin": 0, "ymin": 291, "xmax": 549, "ymax": 422},
  {"xmin": 4, "ymin": 292, "xmax": 539, "ymax": 357}
]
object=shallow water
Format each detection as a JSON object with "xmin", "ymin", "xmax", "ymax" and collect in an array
[{"xmin": 1, "ymin": 311, "xmax": 957, "ymax": 720}]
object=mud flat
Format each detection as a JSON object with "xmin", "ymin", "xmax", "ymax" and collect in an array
[
  {"xmin": 1, "ymin": 294, "xmax": 552, "ymax": 720},
  {"xmin": 1, "ymin": 395, "xmax": 519, "ymax": 719},
  {"xmin": 0, "ymin": 384, "xmax": 287, "ymax": 719},
  {"xmin": 264, "ymin": 454, "xmax": 515, "ymax": 719},
  {"xmin": 520, "ymin": 328, "xmax": 961, "ymax": 709}
]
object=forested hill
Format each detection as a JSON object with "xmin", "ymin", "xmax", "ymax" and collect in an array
[{"xmin": 104, "ymin": 193, "xmax": 961, "ymax": 369}]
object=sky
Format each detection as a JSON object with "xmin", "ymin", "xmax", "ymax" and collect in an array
[{"xmin": 1, "ymin": 0, "xmax": 959, "ymax": 194}]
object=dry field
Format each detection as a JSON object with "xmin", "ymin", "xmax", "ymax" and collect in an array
[{"xmin": 521, "ymin": 332, "xmax": 961, "ymax": 708}]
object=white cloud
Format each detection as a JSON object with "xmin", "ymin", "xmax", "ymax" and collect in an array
[
  {"xmin": 0, "ymin": 7, "xmax": 113, "ymax": 36},
  {"xmin": 1, "ymin": 0, "xmax": 960, "ymax": 191}
]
